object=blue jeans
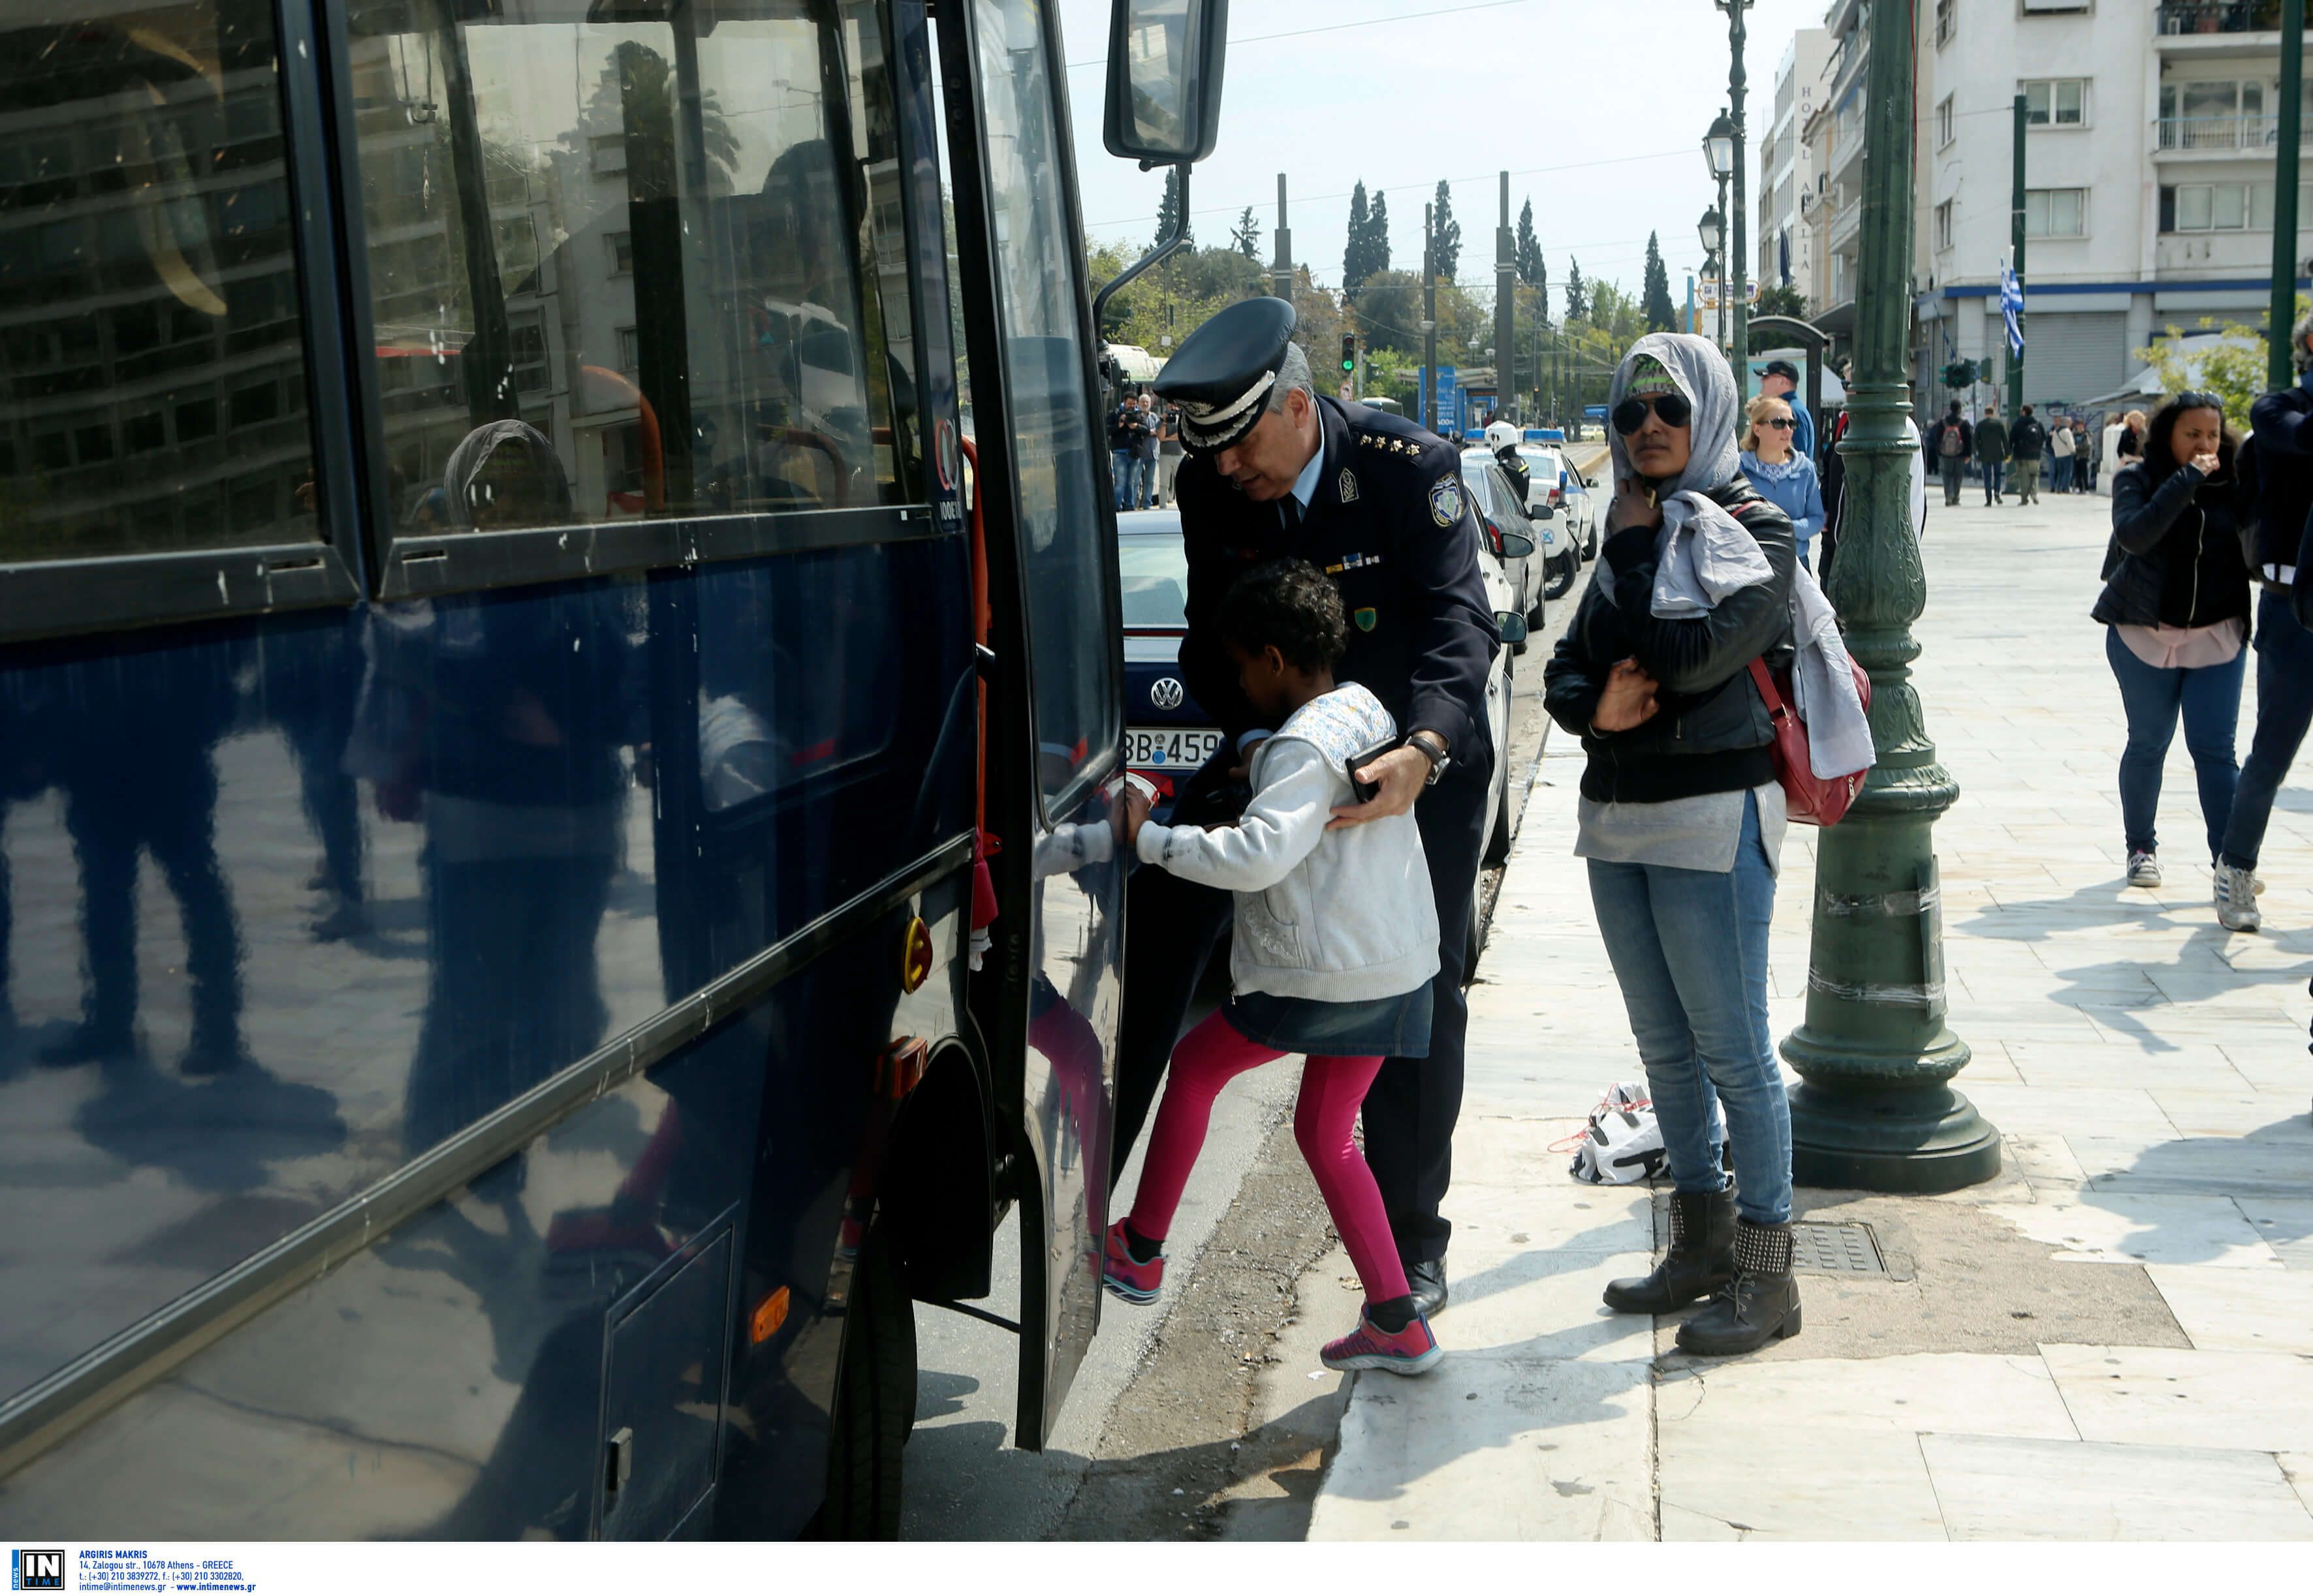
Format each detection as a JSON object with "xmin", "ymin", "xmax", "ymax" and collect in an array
[
  {"xmin": 1112, "ymin": 448, "xmax": 1135, "ymax": 510},
  {"xmin": 1133, "ymin": 452, "xmax": 1156, "ymax": 508},
  {"xmin": 2054, "ymin": 455, "xmax": 2075, "ymax": 492},
  {"xmin": 1981, "ymin": 460, "xmax": 2004, "ymax": 500},
  {"xmin": 2105, "ymin": 626, "xmax": 2244, "ymax": 859},
  {"xmin": 1586, "ymin": 790, "xmax": 1791, "ymax": 1226},
  {"xmin": 2222, "ymin": 590, "xmax": 2313, "ymax": 869}
]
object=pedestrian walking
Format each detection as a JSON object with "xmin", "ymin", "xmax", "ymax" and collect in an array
[
  {"xmin": 1110, "ymin": 393, "xmax": 1146, "ymax": 511},
  {"xmin": 2052, "ymin": 418, "xmax": 2077, "ymax": 493},
  {"xmin": 2009, "ymin": 404, "xmax": 2047, "ymax": 503},
  {"xmin": 2096, "ymin": 393, "xmax": 2249, "ymax": 890},
  {"xmin": 1976, "ymin": 405, "xmax": 2010, "ymax": 504},
  {"xmin": 1928, "ymin": 399, "xmax": 1972, "ymax": 507},
  {"xmin": 1133, "ymin": 298, "xmax": 1498, "ymax": 1319},
  {"xmin": 1108, "ymin": 559, "xmax": 1445, "ymax": 1376},
  {"xmin": 1137, "ymin": 398, "xmax": 1161, "ymax": 508},
  {"xmin": 1156, "ymin": 399, "xmax": 1184, "ymax": 507},
  {"xmin": 1738, "ymin": 392, "xmax": 1826, "ymax": 571},
  {"xmin": 2214, "ymin": 312, "xmax": 2313, "ymax": 931},
  {"xmin": 1543, "ymin": 332, "xmax": 1802, "ymax": 1357}
]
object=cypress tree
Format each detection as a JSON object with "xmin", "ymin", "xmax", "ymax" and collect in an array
[
  {"xmin": 1430, "ymin": 180, "xmax": 1461, "ymax": 283},
  {"xmin": 1642, "ymin": 232, "xmax": 1676, "ymax": 332},
  {"xmin": 1369, "ymin": 191, "xmax": 1391, "ymax": 272},
  {"xmin": 1515, "ymin": 198, "xmax": 1542, "ymax": 288},
  {"xmin": 1344, "ymin": 181, "xmax": 1372, "ymax": 296},
  {"xmin": 1564, "ymin": 258, "xmax": 1588, "ymax": 322}
]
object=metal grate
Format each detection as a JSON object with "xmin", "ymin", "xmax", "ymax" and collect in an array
[{"xmin": 1791, "ymin": 1221, "xmax": 1885, "ymax": 1274}]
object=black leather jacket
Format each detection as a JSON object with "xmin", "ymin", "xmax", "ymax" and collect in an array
[
  {"xmin": 1543, "ymin": 478, "xmax": 1797, "ymax": 804},
  {"xmin": 2094, "ymin": 460, "xmax": 2250, "ymax": 631}
]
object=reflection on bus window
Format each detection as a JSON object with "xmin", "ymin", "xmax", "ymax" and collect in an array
[
  {"xmin": 345, "ymin": 0, "xmax": 924, "ymax": 534},
  {"xmin": 0, "ymin": 4, "xmax": 323, "ymax": 561},
  {"xmin": 972, "ymin": 0, "xmax": 1116, "ymax": 802}
]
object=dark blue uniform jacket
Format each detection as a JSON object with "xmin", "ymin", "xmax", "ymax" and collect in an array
[{"xmin": 1172, "ymin": 397, "xmax": 1500, "ymax": 768}]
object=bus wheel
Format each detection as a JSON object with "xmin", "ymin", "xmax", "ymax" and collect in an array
[{"xmin": 817, "ymin": 1225, "xmax": 917, "ymax": 1539}]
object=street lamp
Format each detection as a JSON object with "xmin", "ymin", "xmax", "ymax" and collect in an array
[
  {"xmin": 1779, "ymin": 0, "xmax": 1997, "ymax": 1193},
  {"xmin": 1703, "ymin": 112, "xmax": 1735, "ymax": 182},
  {"xmin": 1697, "ymin": 207, "xmax": 1724, "ymax": 256}
]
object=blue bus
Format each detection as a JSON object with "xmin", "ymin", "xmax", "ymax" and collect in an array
[{"xmin": 0, "ymin": 0, "xmax": 1224, "ymax": 1540}]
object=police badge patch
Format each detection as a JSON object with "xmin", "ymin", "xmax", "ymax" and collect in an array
[
  {"xmin": 1428, "ymin": 475, "xmax": 1464, "ymax": 528},
  {"xmin": 1354, "ymin": 606, "xmax": 1377, "ymax": 631},
  {"xmin": 1338, "ymin": 467, "xmax": 1359, "ymax": 503}
]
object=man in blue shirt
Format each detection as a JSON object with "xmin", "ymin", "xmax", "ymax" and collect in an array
[{"xmin": 1759, "ymin": 360, "xmax": 1816, "ymax": 463}]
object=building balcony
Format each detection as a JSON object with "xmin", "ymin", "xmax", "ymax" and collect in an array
[
  {"xmin": 2155, "ymin": 3, "xmax": 2306, "ymax": 57},
  {"xmin": 1829, "ymin": 200, "xmax": 1861, "ymax": 251},
  {"xmin": 2156, "ymin": 114, "xmax": 2278, "ymax": 150}
]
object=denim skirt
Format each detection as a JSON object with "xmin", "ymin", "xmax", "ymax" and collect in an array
[{"xmin": 1225, "ymin": 984, "xmax": 1434, "ymax": 1059}]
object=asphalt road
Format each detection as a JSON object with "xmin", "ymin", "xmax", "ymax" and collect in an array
[{"xmin": 900, "ymin": 447, "xmax": 1605, "ymax": 1539}]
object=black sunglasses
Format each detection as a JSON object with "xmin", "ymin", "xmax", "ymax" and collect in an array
[
  {"xmin": 1613, "ymin": 392, "xmax": 1693, "ymax": 435},
  {"xmin": 1759, "ymin": 416, "xmax": 1795, "ymax": 430}
]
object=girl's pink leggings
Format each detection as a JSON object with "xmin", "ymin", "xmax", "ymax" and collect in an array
[{"xmin": 1124, "ymin": 1009, "xmax": 1410, "ymax": 1306}]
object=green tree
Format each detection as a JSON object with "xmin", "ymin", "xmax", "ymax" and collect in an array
[
  {"xmin": 1230, "ymin": 206, "xmax": 1261, "ymax": 260},
  {"xmin": 1564, "ymin": 257, "xmax": 1588, "ymax": 322},
  {"xmin": 1430, "ymin": 180, "xmax": 1461, "ymax": 282},
  {"xmin": 1368, "ymin": 190, "xmax": 1392, "ymax": 273},
  {"xmin": 1755, "ymin": 283, "xmax": 1806, "ymax": 320},
  {"xmin": 1641, "ymin": 233, "xmax": 1676, "ymax": 332},
  {"xmin": 1534, "ymin": 254, "xmax": 1549, "ymax": 325},
  {"xmin": 1155, "ymin": 166, "xmax": 1191, "ymax": 244},
  {"xmin": 1516, "ymin": 198, "xmax": 1542, "ymax": 288},
  {"xmin": 2133, "ymin": 301, "xmax": 2303, "ymax": 425},
  {"xmin": 1344, "ymin": 181, "xmax": 1373, "ymax": 298}
]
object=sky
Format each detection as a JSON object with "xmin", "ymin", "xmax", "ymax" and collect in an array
[{"xmin": 1054, "ymin": 0, "xmax": 1833, "ymax": 305}]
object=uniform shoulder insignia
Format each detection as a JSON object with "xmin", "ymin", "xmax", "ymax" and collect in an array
[
  {"xmin": 1338, "ymin": 467, "xmax": 1359, "ymax": 503},
  {"xmin": 1428, "ymin": 473, "xmax": 1464, "ymax": 528}
]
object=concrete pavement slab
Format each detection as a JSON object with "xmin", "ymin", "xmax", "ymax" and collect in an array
[
  {"xmin": 1308, "ymin": 1356, "xmax": 1654, "ymax": 1541},
  {"xmin": 1656, "ymin": 1422, "xmax": 1947, "ymax": 1541},
  {"xmin": 2145, "ymin": 1263, "xmax": 2313, "ymax": 1353},
  {"xmin": 1658, "ymin": 1351, "xmax": 2078, "ymax": 1439},
  {"xmin": 2284, "ymin": 1454, "xmax": 2313, "ymax": 1519},
  {"xmin": 2234, "ymin": 1197, "xmax": 2313, "ymax": 1269},
  {"xmin": 2041, "ymin": 1344, "xmax": 2313, "ymax": 1452},
  {"xmin": 1984, "ymin": 1193, "xmax": 2284, "ymax": 1267},
  {"xmin": 1918, "ymin": 1433, "xmax": 2313, "ymax": 1540}
]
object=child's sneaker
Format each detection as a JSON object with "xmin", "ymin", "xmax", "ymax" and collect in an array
[
  {"xmin": 1321, "ymin": 1310, "xmax": 1443, "ymax": 1375},
  {"xmin": 1101, "ymin": 1219, "xmax": 1164, "ymax": 1305}
]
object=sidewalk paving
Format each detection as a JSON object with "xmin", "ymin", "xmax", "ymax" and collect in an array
[{"xmin": 1309, "ymin": 488, "xmax": 2313, "ymax": 1541}]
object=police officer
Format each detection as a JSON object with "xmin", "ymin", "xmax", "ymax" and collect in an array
[
  {"xmin": 1116, "ymin": 298, "xmax": 1498, "ymax": 1315},
  {"xmin": 1485, "ymin": 416, "xmax": 1532, "ymax": 507}
]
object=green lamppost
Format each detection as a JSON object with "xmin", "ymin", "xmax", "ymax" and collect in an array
[{"xmin": 1778, "ymin": 0, "xmax": 2000, "ymax": 1193}]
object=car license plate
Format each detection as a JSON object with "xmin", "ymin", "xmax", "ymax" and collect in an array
[{"xmin": 1127, "ymin": 726, "xmax": 1223, "ymax": 769}]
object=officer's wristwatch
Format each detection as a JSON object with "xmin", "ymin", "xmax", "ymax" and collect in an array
[{"xmin": 1404, "ymin": 731, "xmax": 1451, "ymax": 787}]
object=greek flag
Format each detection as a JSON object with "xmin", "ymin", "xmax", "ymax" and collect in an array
[{"xmin": 2000, "ymin": 265, "xmax": 2024, "ymax": 355}]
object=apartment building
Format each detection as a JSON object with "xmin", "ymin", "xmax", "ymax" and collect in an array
[
  {"xmin": 1919, "ymin": 0, "xmax": 2313, "ymax": 411},
  {"xmin": 1760, "ymin": 26, "xmax": 1834, "ymax": 305}
]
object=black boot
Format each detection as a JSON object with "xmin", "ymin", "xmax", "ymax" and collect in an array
[
  {"xmin": 1676, "ymin": 1218, "xmax": 1801, "ymax": 1355},
  {"xmin": 1602, "ymin": 1187, "xmax": 1735, "ymax": 1314}
]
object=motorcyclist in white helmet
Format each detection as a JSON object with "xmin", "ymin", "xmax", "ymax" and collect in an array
[{"xmin": 1482, "ymin": 415, "xmax": 1532, "ymax": 507}]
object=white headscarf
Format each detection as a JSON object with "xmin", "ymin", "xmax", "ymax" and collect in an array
[{"xmin": 1603, "ymin": 334, "xmax": 1770, "ymax": 618}]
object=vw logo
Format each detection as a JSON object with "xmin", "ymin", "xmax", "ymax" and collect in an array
[{"xmin": 1150, "ymin": 677, "xmax": 1186, "ymax": 711}]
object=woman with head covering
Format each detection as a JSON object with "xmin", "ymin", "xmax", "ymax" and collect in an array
[{"xmin": 1542, "ymin": 332, "xmax": 1802, "ymax": 1356}]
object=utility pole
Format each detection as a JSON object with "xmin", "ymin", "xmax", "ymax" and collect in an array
[
  {"xmin": 1421, "ymin": 202, "xmax": 1439, "ymax": 434},
  {"xmin": 1272, "ymin": 173, "xmax": 1294, "ymax": 309},
  {"xmin": 1496, "ymin": 172, "xmax": 1516, "ymax": 423},
  {"xmin": 1722, "ymin": 0, "xmax": 1754, "ymax": 402},
  {"xmin": 1781, "ymin": 0, "xmax": 1996, "ymax": 1195},
  {"xmin": 2273, "ymin": 0, "xmax": 2305, "ymax": 388},
  {"xmin": 2011, "ymin": 92, "xmax": 2027, "ymax": 411}
]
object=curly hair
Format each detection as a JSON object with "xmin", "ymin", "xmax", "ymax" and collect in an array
[{"xmin": 1215, "ymin": 559, "xmax": 1347, "ymax": 674}]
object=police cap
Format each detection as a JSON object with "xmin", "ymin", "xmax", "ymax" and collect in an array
[{"xmin": 1153, "ymin": 296, "xmax": 1297, "ymax": 455}]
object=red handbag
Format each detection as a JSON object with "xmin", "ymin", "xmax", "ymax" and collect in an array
[{"xmin": 1747, "ymin": 657, "xmax": 1873, "ymax": 826}]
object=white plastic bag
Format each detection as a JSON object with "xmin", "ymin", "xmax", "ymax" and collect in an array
[{"xmin": 1566, "ymin": 1082, "xmax": 1727, "ymax": 1186}]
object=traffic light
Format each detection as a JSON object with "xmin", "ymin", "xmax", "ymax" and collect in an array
[
  {"xmin": 1341, "ymin": 333, "xmax": 1357, "ymax": 374},
  {"xmin": 1941, "ymin": 358, "xmax": 1979, "ymax": 390}
]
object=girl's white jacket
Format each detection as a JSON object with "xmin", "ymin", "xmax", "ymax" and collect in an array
[{"xmin": 1135, "ymin": 683, "xmax": 1440, "ymax": 1003}]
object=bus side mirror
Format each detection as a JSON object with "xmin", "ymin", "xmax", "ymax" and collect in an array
[{"xmin": 1103, "ymin": 0, "xmax": 1229, "ymax": 164}]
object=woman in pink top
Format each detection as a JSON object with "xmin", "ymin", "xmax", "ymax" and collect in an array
[{"xmin": 2094, "ymin": 393, "xmax": 2252, "ymax": 888}]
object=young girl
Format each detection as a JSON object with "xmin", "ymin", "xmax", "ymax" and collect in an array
[{"xmin": 1110, "ymin": 559, "xmax": 1444, "ymax": 1375}]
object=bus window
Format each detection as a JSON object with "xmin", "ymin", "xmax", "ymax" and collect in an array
[
  {"xmin": 969, "ymin": 0, "xmax": 1116, "ymax": 804},
  {"xmin": 0, "ymin": 4, "xmax": 323, "ymax": 564},
  {"xmin": 344, "ymin": 0, "xmax": 926, "ymax": 567}
]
